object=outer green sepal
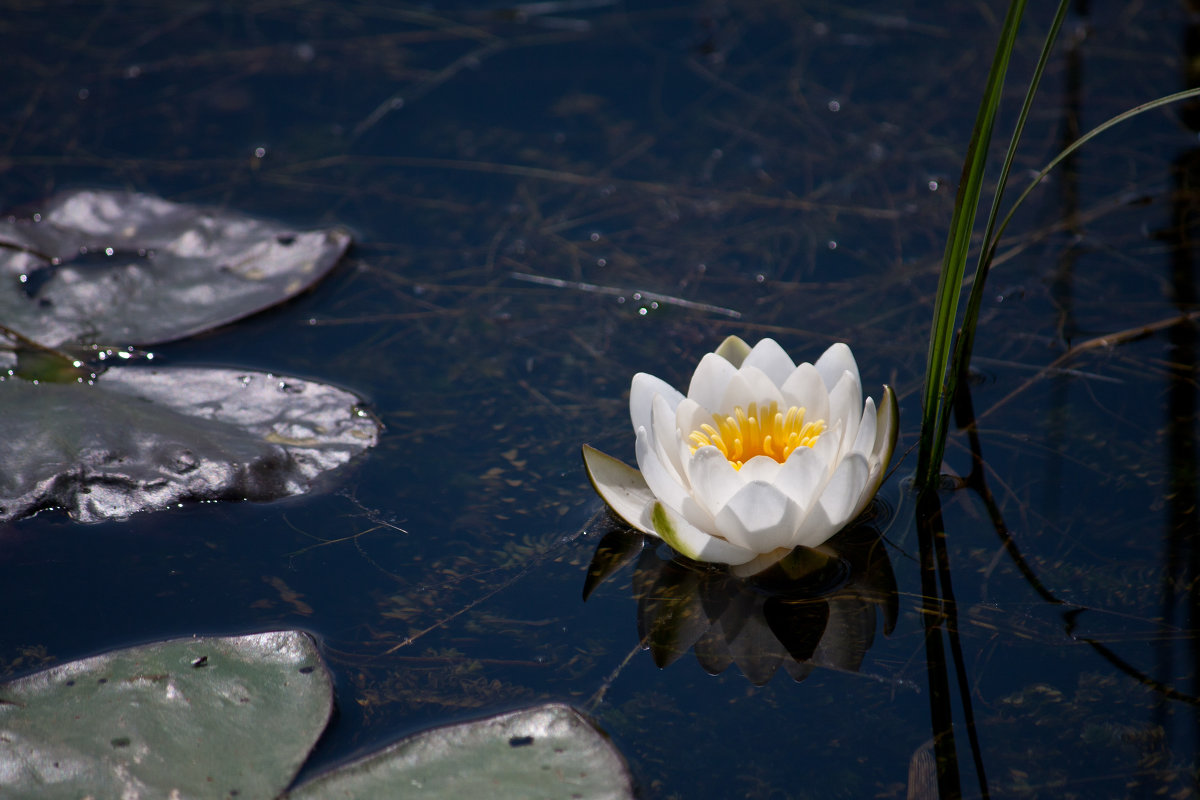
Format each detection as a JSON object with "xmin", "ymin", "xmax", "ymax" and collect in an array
[{"xmin": 581, "ymin": 444, "xmax": 654, "ymax": 534}]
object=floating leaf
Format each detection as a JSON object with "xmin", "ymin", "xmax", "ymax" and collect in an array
[
  {"xmin": 0, "ymin": 189, "xmax": 350, "ymax": 348},
  {"xmin": 286, "ymin": 703, "xmax": 635, "ymax": 800},
  {"xmin": 0, "ymin": 366, "xmax": 380, "ymax": 522},
  {"xmin": 0, "ymin": 631, "xmax": 333, "ymax": 800}
]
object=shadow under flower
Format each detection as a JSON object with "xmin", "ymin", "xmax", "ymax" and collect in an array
[{"xmin": 582, "ymin": 512, "xmax": 898, "ymax": 686}]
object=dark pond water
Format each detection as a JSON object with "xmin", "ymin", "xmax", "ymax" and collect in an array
[{"xmin": 3, "ymin": 1, "xmax": 1198, "ymax": 797}]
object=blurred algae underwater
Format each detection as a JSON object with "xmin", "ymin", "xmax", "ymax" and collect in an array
[{"xmin": 0, "ymin": 1, "xmax": 1199, "ymax": 798}]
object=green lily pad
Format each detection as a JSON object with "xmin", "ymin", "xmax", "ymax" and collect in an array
[
  {"xmin": 0, "ymin": 366, "xmax": 380, "ymax": 522},
  {"xmin": 0, "ymin": 631, "xmax": 333, "ymax": 800},
  {"xmin": 0, "ymin": 189, "xmax": 350, "ymax": 348},
  {"xmin": 286, "ymin": 703, "xmax": 635, "ymax": 800},
  {"xmin": 1, "ymin": 636, "xmax": 635, "ymax": 799}
]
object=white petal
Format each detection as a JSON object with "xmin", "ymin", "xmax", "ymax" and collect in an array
[
  {"xmin": 719, "ymin": 367, "xmax": 783, "ymax": 414},
  {"xmin": 790, "ymin": 499, "xmax": 839, "ymax": 548},
  {"xmin": 714, "ymin": 481, "xmax": 803, "ymax": 552},
  {"xmin": 775, "ymin": 444, "xmax": 832, "ymax": 510},
  {"xmin": 651, "ymin": 393, "xmax": 685, "ymax": 480},
  {"xmin": 630, "ymin": 372, "xmax": 682, "ymax": 437},
  {"xmin": 819, "ymin": 418, "xmax": 844, "ymax": 463},
  {"xmin": 848, "ymin": 385, "xmax": 899, "ymax": 521},
  {"xmin": 826, "ymin": 370, "xmax": 863, "ymax": 456},
  {"xmin": 635, "ymin": 426, "xmax": 691, "ymax": 515},
  {"xmin": 636, "ymin": 426, "xmax": 713, "ymax": 531},
  {"xmin": 737, "ymin": 454, "xmax": 782, "ymax": 484},
  {"xmin": 581, "ymin": 445, "xmax": 656, "ymax": 535},
  {"xmin": 683, "ymin": 446, "xmax": 744, "ymax": 517},
  {"xmin": 817, "ymin": 452, "xmax": 870, "ymax": 527},
  {"xmin": 673, "ymin": 396, "xmax": 715, "ymax": 493},
  {"xmin": 688, "ymin": 352, "xmax": 737, "ymax": 411},
  {"xmin": 651, "ymin": 501, "xmax": 760, "ymax": 565},
  {"xmin": 741, "ymin": 338, "xmax": 796, "ymax": 387},
  {"xmin": 713, "ymin": 335, "xmax": 752, "ymax": 367},
  {"xmin": 780, "ymin": 362, "xmax": 830, "ymax": 423},
  {"xmin": 776, "ymin": 423, "xmax": 858, "ymax": 548},
  {"xmin": 677, "ymin": 434, "xmax": 699, "ymax": 491},
  {"xmin": 673, "ymin": 397, "xmax": 711, "ymax": 441},
  {"xmin": 814, "ymin": 342, "xmax": 861, "ymax": 392},
  {"xmin": 851, "ymin": 397, "xmax": 877, "ymax": 459}
]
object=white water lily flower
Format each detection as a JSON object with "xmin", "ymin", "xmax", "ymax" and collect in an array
[{"xmin": 583, "ymin": 335, "xmax": 898, "ymax": 575}]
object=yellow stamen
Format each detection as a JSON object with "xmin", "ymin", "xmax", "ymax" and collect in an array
[{"xmin": 688, "ymin": 402, "xmax": 825, "ymax": 470}]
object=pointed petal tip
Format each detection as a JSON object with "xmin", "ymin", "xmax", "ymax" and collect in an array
[
  {"xmin": 742, "ymin": 338, "xmax": 796, "ymax": 386},
  {"xmin": 630, "ymin": 372, "xmax": 684, "ymax": 438},
  {"xmin": 815, "ymin": 341, "xmax": 861, "ymax": 392},
  {"xmin": 821, "ymin": 341, "xmax": 857, "ymax": 363},
  {"xmin": 845, "ymin": 385, "xmax": 899, "ymax": 522}
]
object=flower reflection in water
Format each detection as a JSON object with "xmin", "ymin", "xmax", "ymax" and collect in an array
[{"xmin": 583, "ymin": 515, "xmax": 898, "ymax": 685}]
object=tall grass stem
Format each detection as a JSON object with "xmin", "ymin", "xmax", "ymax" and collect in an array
[
  {"xmin": 916, "ymin": 0, "xmax": 1028, "ymax": 488},
  {"xmin": 921, "ymin": 1, "xmax": 1069, "ymax": 485}
]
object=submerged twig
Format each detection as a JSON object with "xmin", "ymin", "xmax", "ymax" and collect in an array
[
  {"xmin": 353, "ymin": 39, "xmax": 509, "ymax": 139},
  {"xmin": 274, "ymin": 154, "xmax": 904, "ymax": 218},
  {"xmin": 381, "ymin": 511, "xmax": 598, "ymax": 655},
  {"xmin": 957, "ymin": 381, "xmax": 1200, "ymax": 707},
  {"xmin": 509, "ymin": 271, "xmax": 742, "ymax": 318},
  {"xmin": 583, "ymin": 639, "xmax": 643, "ymax": 713},
  {"xmin": 975, "ymin": 309, "xmax": 1200, "ymax": 426}
]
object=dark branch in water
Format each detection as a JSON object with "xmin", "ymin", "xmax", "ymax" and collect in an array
[
  {"xmin": 956, "ymin": 380, "xmax": 1200, "ymax": 708},
  {"xmin": 510, "ymin": 271, "xmax": 742, "ymax": 318}
]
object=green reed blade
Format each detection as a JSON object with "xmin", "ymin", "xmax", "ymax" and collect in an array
[
  {"xmin": 924, "ymin": 0, "xmax": 1069, "ymax": 483},
  {"xmin": 986, "ymin": 85, "xmax": 1200, "ymax": 272},
  {"xmin": 937, "ymin": 50, "xmax": 1200, "ymax": 481},
  {"xmin": 916, "ymin": 0, "xmax": 1028, "ymax": 488}
]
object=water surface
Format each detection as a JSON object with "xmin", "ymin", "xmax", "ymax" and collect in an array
[{"xmin": 2, "ymin": 2, "xmax": 1197, "ymax": 796}]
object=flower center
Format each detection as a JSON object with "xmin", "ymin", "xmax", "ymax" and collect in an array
[{"xmin": 687, "ymin": 402, "xmax": 826, "ymax": 470}]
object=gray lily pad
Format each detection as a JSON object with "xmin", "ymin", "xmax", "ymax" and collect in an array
[
  {"xmin": 0, "ymin": 366, "xmax": 380, "ymax": 522},
  {"xmin": 0, "ymin": 631, "xmax": 333, "ymax": 800},
  {"xmin": 0, "ymin": 189, "xmax": 350, "ymax": 347},
  {"xmin": 285, "ymin": 703, "xmax": 635, "ymax": 800}
]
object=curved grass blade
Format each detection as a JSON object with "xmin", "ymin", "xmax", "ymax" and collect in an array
[
  {"xmin": 943, "ymin": 83, "xmax": 1200, "ymax": 463},
  {"xmin": 985, "ymin": 85, "xmax": 1200, "ymax": 273}
]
